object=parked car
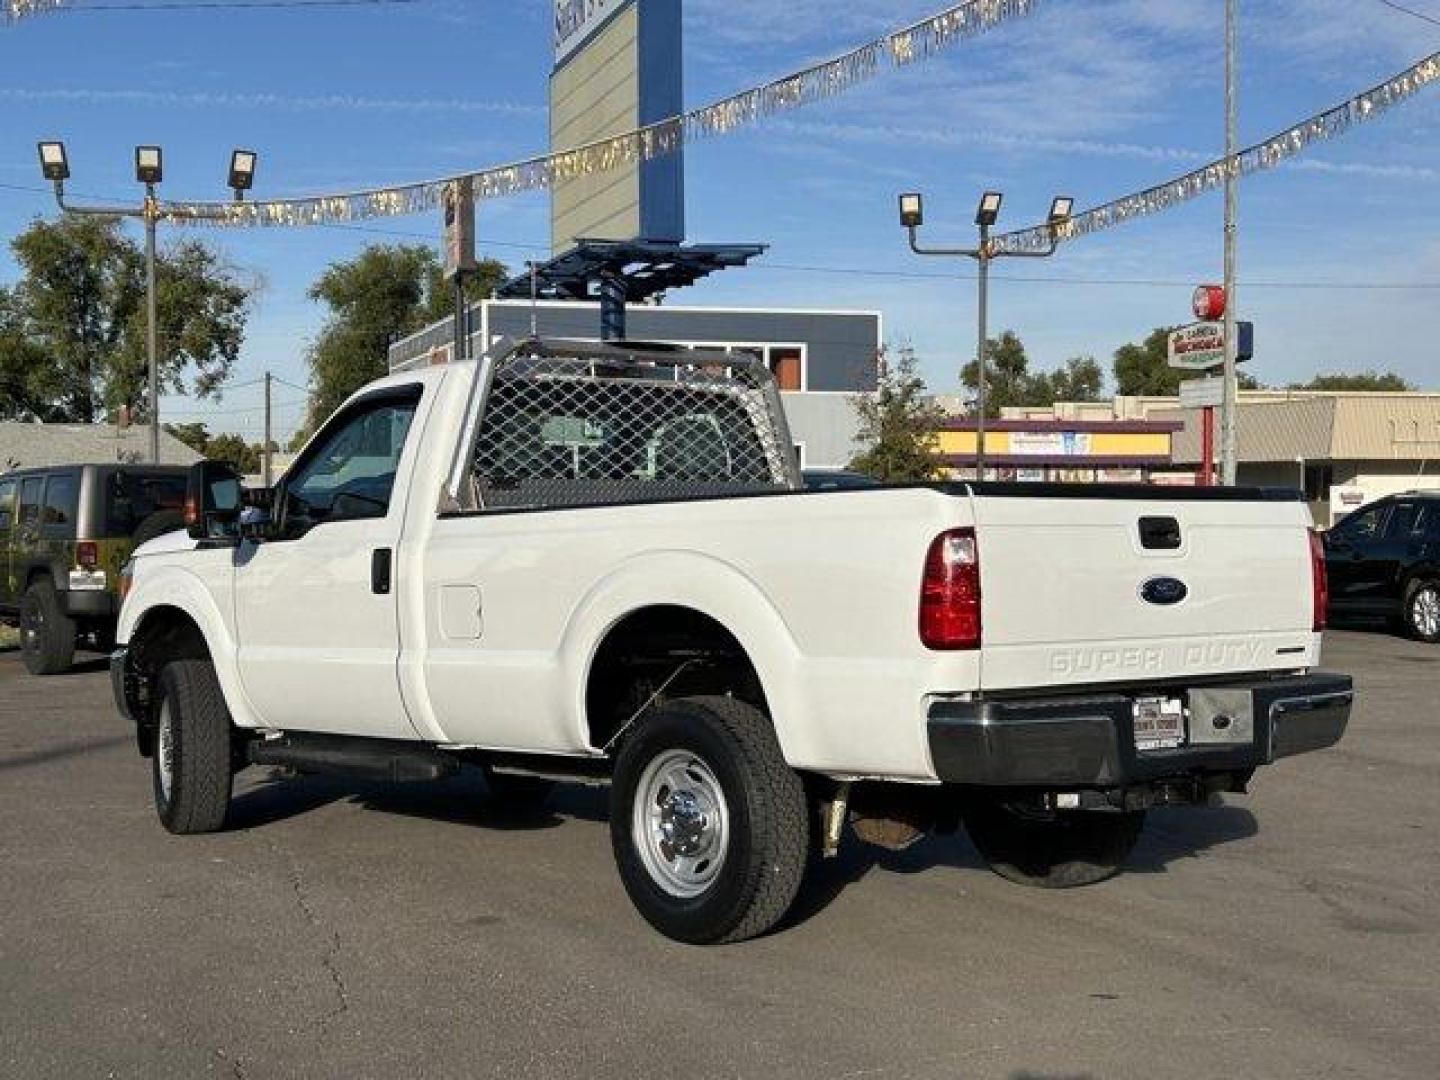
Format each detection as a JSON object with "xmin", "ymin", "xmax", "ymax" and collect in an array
[
  {"xmin": 0, "ymin": 464, "xmax": 190, "ymax": 674},
  {"xmin": 113, "ymin": 338, "xmax": 1351, "ymax": 944},
  {"xmin": 1324, "ymin": 491, "xmax": 1440, "ymax": 642}
]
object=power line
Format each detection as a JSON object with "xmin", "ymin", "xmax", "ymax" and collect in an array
[{"xmin": 1371, "ymin": 0, "xmax": 1440, "ymax": 29}]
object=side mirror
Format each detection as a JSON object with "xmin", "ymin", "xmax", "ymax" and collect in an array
[{"xmin": 185, "ymin": 461, "xmax": 243, "ymax": 542}]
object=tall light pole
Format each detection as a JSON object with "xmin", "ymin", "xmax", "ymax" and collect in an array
[
  {"xmin": 37, "ymin": 141, "xmax": 259, "ymax": 464},
  {"xmin": 899, "ymin": 192, "xmax": 1073, "ymax": 478},
  {"xmin": 1221, "ymin": 0, "xmax": 1240, "ymax": 485}
]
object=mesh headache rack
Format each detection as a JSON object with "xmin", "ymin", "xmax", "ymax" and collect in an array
[{"xmin": 445, "ymin": 337, "xmax": 802, "ymax": 512}]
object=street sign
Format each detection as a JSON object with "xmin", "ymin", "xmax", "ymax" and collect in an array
[
  {"xmin": 1179, "ymin": 375, "xmax": 1225, "ymax": 409},
  {"xmin": 1167, "ymin": 320, "xmax": 1253, "ymax": 370}
]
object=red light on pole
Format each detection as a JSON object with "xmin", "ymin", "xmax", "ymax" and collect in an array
[{"xmin": 1193, "ymin": 285, "xmax": 1227, "ymax": 322}]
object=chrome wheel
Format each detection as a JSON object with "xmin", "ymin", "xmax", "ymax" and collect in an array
[
  {"xmin": 632, "ymin": 749, "xmax": 729, "ymax": 899},
  {"xmin": 156, "ymin": 700, "xmax": 175, "ymax": 803},
  {"xmin": 1412, "ymin": 586, "xmax": 1440, "ymax": 640}
]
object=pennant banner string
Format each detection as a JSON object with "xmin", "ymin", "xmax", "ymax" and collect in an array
[
  {"xmin": 151, "ymin": 0, "xmax": 1047, "ymax": 227},
  {"xmin": 990, "ymin": 50, "xmax": 1440, "ymax": 254}
]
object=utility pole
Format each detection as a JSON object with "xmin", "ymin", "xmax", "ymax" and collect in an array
[
  {"xmin": 1220, "ymin": 0, "xmax": 1240, "ymax": 485},
  {"xmin": 144, "ymin": 189, "xmax": 160, "ymax": 464},
  {"xmin": 262, "ymin": 370, "xmax": 274, "ymax": 488}
]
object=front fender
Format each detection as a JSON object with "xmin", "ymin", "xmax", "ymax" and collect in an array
[
  {"xmin": 120, "ymin": 558, "xmax": 262, "ymax": 731},
  {"xmin": 557, "ymin": 550, "xmax": 809, "ymax": 763}
]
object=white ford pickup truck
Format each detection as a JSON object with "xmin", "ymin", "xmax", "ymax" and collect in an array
[{"xmin": 112, "ymin": 337, "xmax": 1352, "ymax": 944}]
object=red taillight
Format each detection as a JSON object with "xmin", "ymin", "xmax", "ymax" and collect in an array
[
  {"xmin": 920, "ymin": 527, "xmax": 981, "ymax": 650},
  {"xmin": 1309, "ymin": 528, "xmax": 1328, "ymax": 633},
  {"xmin": 76, "ymin": 541, "xmax": 98, "ymax": 569}
]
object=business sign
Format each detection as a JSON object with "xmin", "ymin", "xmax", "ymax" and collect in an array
[
  {"xmin": 550, "ymin": 0, "xmax": 683, "ymax": 252},
  {"xmin": 1178, "ymin": 375, "xmax": 1225, "ymax": 409},
  {"xmin": 554, "ymin": 0, "xmax": 632, "ymax": 65},
  {"xmin": 1009, "ymin": 431, "xmax": 1093, "ymax": 457},
  {"xmin": 1167, "ymin": 320, "xmax": 1254, "ymax": 371}
]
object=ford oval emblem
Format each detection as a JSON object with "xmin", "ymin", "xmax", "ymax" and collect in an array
[{"xmin": 1141, "ymin": 577, "xmax": 1189, "ymax": 606}]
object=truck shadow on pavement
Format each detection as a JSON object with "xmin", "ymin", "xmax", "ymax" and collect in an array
[
  {"xmin": 225, "ymin": 768, "xmax": 607, "ymax": 833},
  {"xmin": 785, "ymin": 803, "xmax": 1259, "ymax": 928},
  {"xmin": 222, "ymin": 768, "xmax": 1258, "ymax": 931}
]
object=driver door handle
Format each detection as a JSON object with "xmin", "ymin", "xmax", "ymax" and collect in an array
[{"xmin": 371, "ymin": 548, "xmax": 393, "ymax": 595}]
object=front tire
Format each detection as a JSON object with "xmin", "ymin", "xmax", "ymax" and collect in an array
[
  {"xmin": 1404, "ymin": 580, "xmax": 1440, "ymax": 643},
  {"xmin": 153, "ymin": 660, "xmax": 235, "ymax": 835},
  {"xmin": 610, "ymin": 696, "xmax": 809, "ymax": 945},
  {"xmin": 963, "ymin": 796, "xmax": 1146, "ymax": 889},
  {"xmin": 20, "ymin": 578, "xmax": 76, "ymax": 676}
]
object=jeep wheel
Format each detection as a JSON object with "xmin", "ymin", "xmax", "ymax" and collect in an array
[
  {"xmin": 1404, "ymin": 581, "xmax": 1440, "ymax": 644},
  {"xmin": 20, "ymin": 578, "xmax": 76, "ymax": 676},
  {"xmin": 153, "ymin": 660, "xmax": 235, "ymax": 835},
  {"xmin": 610, "ymin": 696, "xmax": 809, "ymax": 945},
  {"xmin": 963, "ymin": 796, "xmax": 1146, "ymax": 889}
]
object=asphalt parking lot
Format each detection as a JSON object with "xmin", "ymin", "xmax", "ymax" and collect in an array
[{"xmin": 1, "ymin": 629, "xmax": 1436, "ymax": 1080}]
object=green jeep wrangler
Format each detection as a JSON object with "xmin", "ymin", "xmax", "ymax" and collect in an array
[{"xmin": 0, "ymin": 464, "xmax": 190, "ymax": 675}]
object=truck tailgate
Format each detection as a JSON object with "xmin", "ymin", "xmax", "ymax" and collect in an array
[{"xmin": 973, "ymin": 491, "xmax": 1319, "ymax": 691}]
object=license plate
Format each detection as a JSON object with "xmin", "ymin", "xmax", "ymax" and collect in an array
[{"xmin": 1133, "ymin": 696, "xmax": 1185, "ymax": 751}]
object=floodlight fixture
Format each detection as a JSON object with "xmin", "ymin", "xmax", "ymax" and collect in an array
[
  {"xmin": 1048, "ymin": 196, "xmax": 1074, "ymax": 225},
  {"xmin": 37, "ymin": 141, "xmax": 69, "ymax": 183},
  {"xmin": 898, "ymin": 192, "xmax": 924, "ymax": 229},
  {"xmin": 135, "ymin": 145, "xmax": 163, "ymax": 185},
  {"xmin": 228, "ymin": 149, "xmax": 257, "ymax": 198},
  {"xmin": 975, "ymin": 191, "xmax": 1003, "ymax": 227}
]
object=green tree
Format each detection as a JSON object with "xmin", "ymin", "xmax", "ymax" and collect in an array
[
  {"xmin": 205, "ymin": 432, "xmax": 261, "ymax": 474},
  {"xmin": 2, "ymin": 216, "xmax": 251, "ymax": 423},
  {"xmin": 960, "ymin": 332, "xmax": 1103, "ymax": 414},
  {"xmin": 301, "ymin": 245, "xmax": 507, "ymax": 434},
  {"xmin": 0, "ymin": 286, "xmax": 61, "ymax": 421},
  {"xmin": 1290, "ymin": 371, "xmax": 1414, "ymax": 392},
  {"xmin": 1113, "ymin": 327, "xmax": 1258, "ymax": 396},
  {"xmin": 1045, "ymin": 355, "xmax": 1105, "ymax": 402},
  {"xmin": 849, "ymin": 345, "xmax": 946, "ymax": 481}
]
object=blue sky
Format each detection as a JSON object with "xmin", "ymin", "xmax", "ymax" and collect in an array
[{"xmin": 2, "ymin": 0, "xmax": 1438, "ymax": 442}]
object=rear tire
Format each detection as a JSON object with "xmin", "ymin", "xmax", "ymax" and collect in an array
[
  {"xmin": 610, "ymin": 696, "xmax": 809, "ymax": 945},
  {"xmin": 963, "ymin": 796, "xmax": 1146, "ymax": 889},
  {"xmin": 20, "ymin": 578, "xmax": 76, "ymax": 676},
  {"xmin": 1403, "ymin": 580, "xmax": 1440, "ymax": 644},
  {"xmin": 153, "ymin": 660, "xmax": 234, "ymax": 835}
]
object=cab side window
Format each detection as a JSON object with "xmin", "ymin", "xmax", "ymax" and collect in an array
[
  {"xmin": 1334, "ymin": 504, "xmax": 1386, "ymax": 545},
  {"xmin": 0, "ymin": 480, "xmax": 15, "ymax": 530},
  {"xmin": 18, "ymin": 478, "xmax": 43, "ymax": 531},
  {"xmin": 1416, "ymin": 505, "xmax": 1440, "ymax": 540},
  {"xmin": 41, "ymin": 473, "xmax": 77, "ymax": 529},
  {"xmin": 279, "ymin": 391, "xmax": 420, "ymax": 539},
  {"xmin": 1383, "ymin": 503, "xmax": 1416, "ymax": 541}
]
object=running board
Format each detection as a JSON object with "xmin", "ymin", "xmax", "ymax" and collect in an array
[{"xmin": 248, "ymin": 733, "xmax": 459, "ymax": 783}]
